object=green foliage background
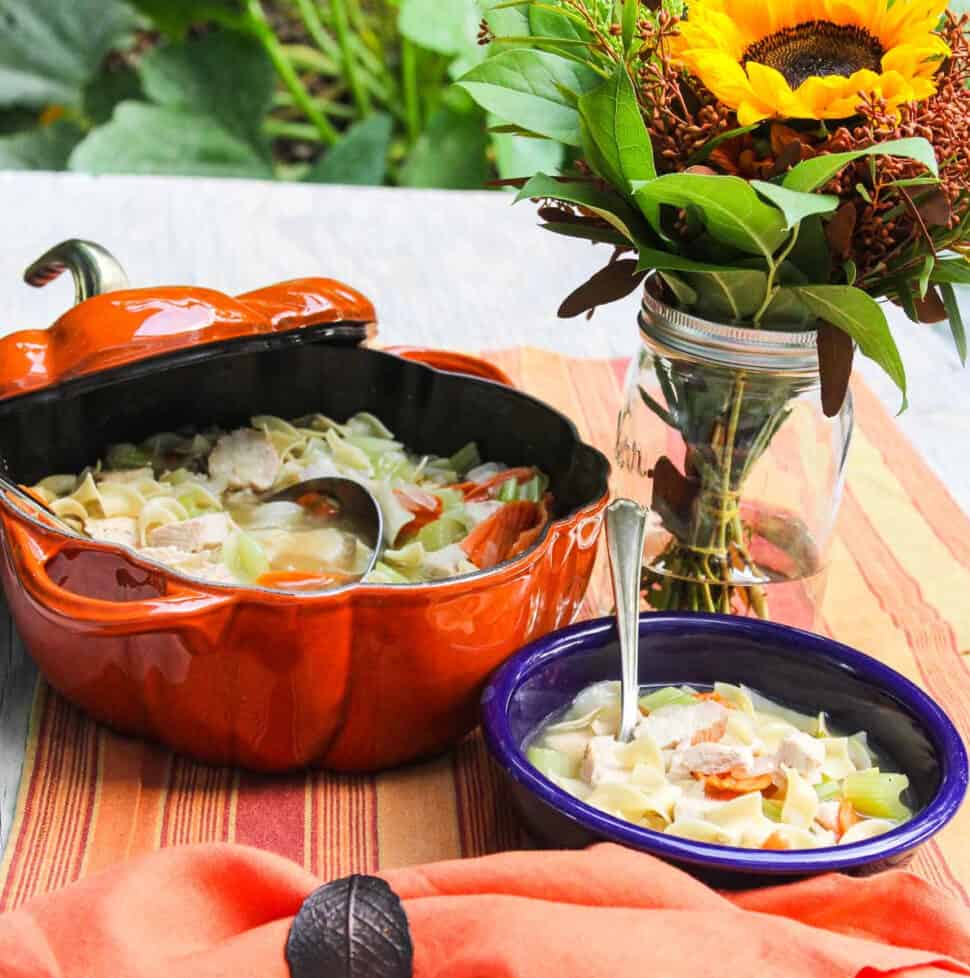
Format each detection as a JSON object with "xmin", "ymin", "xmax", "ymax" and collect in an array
[{"xmin": 0, "ymin": 0, "xmax": 563, "ymax": 187}]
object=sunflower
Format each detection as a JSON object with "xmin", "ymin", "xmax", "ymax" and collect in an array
[{"xmin": 672, "ymin": 0, "xmax": 950, "ymax": 126}]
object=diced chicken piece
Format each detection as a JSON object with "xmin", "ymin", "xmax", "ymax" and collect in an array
[
  {"xmin": 148, "ymin": 513, "xmax": 232, "ymax": 552},
  {"xmin": 138, "ymin": 545, "xmax": 197, "ymax": 568},
  {"xmin": 776, "ymin": 731, "xmax": 826, "ymax": 785},
  {"xmin": 668, "ymin": 742, "xmax": 754, "ymax": 780},
  {"xmin": 98, "ymin": 467, "xmax": 154, "ymax": 484},
  {"xmin": 581, "ymin": 736, "xmax": 628, "ymax": 787},
  {"xmin": 815, "ymin": 800, "xmax": 841, "ymax": 833},
  {"xmin": 636, "ymin": 700, "xmax": 727, "ymax": 749},
  {"xmin": 208, "ymin": 429, "xmax": 280, "ymax": 491},
  {"xmin": 85, "ymin": 516, "xmax": 138, "ymax": 548},
  {"xmin": 189, "ymin": 562, "xmax": 237, "ymax": 584}
]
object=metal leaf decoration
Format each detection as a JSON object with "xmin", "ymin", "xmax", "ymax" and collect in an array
[{"xmin": 286, "ymin": 874, "xmax": 413, "ymax": 978}]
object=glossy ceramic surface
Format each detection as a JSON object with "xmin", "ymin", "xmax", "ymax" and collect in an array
[
  {"xmin": 481, "ymin": 614, "xmax": 968, "ymax": 882},
  {"xmin": 0, "ymin": 285, "xmax": 609, "ymax": 771},
  {"xmin": 0, "ymin": 278, "xmax": 375, "ymax": 400}
]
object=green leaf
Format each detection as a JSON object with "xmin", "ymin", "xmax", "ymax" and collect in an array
[
  {"xmin": 792, "ymin": 285, "xmax": 907, "ymax": 403},
  {"xmin": 0, "ymin": 120, "xmax": 82, "ymax": 169},
  {"xmin": 399, "ymin": 102, "xmax": 490, "ymax": 189},
  {"xmin": 621, "ymin": 0, "xmax": 638, "ymax": 53},
  {"xmin": 787, "ymin": 215, "xmax": 832, "ymax": 283},
  {"xmin": 917, "ymin": 255, "xmax": 935, "ymax": 300},
  {"xmin": 480, "ymin": 0, "xmax": 530, "ymax": 37},
  {"xmin": 540, "ymin": 221, "xmax": 628, "ymax": 246},
  {"xmin": 528, "ymin": 4, "xmax": 593, "ymax": 58},
  {"xmin": 681, "ymin": 269, "xmax": 768, "ymax": 321},
  {"xmin": 930, "ymin": 257, "xmax": 970, "ymax": 286},
  {"xmin": 83, "ymin": 63, "xmax": 143, "ymax": 126},
  {"xmin": 578, "ymin": 64, "xmax": 655, "ymax": 193},
  {"xmin": 69, "ymin": 102, "xmax": 273, "ymax": 178},
  {"xmin": 490, "ymin": 113, "xmax": 565, "ymax": 180},
  {"xmin": 634, "ymin": 173, "xmax": 788, "ymax": 258},
  {"xmin": 128, "ymin": 1, "xmax": 242, "ymax": 38},
  {"xmin": 659, "ymin": 271, "xmax": 698, "ymax": 307},
  {"xmin": 138, "ymin": 31, "xmax": 275, "ymax": 154},
  {"xmin": 760, "ymin": 286, "xmax": 816, "ymax": 327},
  {"xmin": 516, "ymin": 172, "xmax": 645, "ymax": 242},
  {"xmin": 750, "ymin": 180, "xmax": 839, "ymax": 230},
  {"xmin": 940, "ymin": 283, "xmax": 968, "ymax": 366},
  {"xmin": 782, "ymin": 137, "xmax": 939, "ymax": 193},
  {"xmin": 399, "ymin": 0, "xmax": 480, "ymax": 55},
  {"xmin": 305, "ymin": 113, "xmax": 392, "ymax": 185},
  {"xmin": 0, "ymin": 0, "xmax": 139, "ymax": 108},
  {"xmin": 457, "ymin": 48, "xmax": 601, "ymax": 145}
]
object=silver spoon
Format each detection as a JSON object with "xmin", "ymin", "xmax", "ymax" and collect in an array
[
  {"xmin": 606, "ymin": 498, "xmax": 649, "ymax": 744},
  {"xmin": 263, "ymin": 477, "xmax": 384, "ymax": 580}
]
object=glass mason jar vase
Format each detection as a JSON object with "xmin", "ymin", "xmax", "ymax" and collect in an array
[{"xmin": 614, "ymin": 278, "xmax": 854, "ymax": 630}]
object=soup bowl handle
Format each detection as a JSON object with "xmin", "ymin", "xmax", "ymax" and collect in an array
[{"xmin": 2, "ymin": 513, "xmax": 236, "ymax": 638}]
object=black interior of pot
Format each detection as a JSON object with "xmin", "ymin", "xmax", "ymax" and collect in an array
[{"xmin": 0, "ymin": 336, "xmax": 610, "ymax": 518}]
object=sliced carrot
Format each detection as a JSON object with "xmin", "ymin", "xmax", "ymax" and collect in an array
[
  {"xmin": 695, "ymin": 691, "xmax": 736, "ymax": 709},
  {"xmin": 394, "ymin": 487, "xmax": 443, "ymax": 535},
  {"xmin": 691, "ymin": 715, "xmax": 728, "ymax": 746},
  {"xmin": 296, "ymin": 492, "xmax": 341, "ymax": 519},
  {"xmin": 509, "ymin": 492, "xmax": 553, "ymax": 558},
  {"xmin": 837, "ymin": 799, "xmax": 861, "ymax": 838},
  {"xmin": 702, "ymin": 772, "xmax": 774, "ymax": 798},
  {"xmin": 451, "ymin": 467, "xmax": 537, "ymax": 502},
  {"xmin": 256, "ymin": 570, "xmax": 352, "ymax": 591},
  {"xmin": 762, "ymin": 831, "xmax": 791, "ymax": 850},
  {"xmin": 460, "ymin": 500, "xmax": 542, "ymax": 569}
]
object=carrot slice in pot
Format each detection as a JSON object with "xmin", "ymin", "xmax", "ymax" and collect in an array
[
  {"xmin": 452, "ymin": 467, "xmax": 537, "ymax": 502},
  {"xmin": 762, "ymin": 831, "xmax": 791, "ymax": 850},
  {"xmin": 461, "ymin": 501, "xmax": 542, "ymax": 569},
  {"xmin": 256, "ymin": 570, "xmax": 353, "ymax": 591}
]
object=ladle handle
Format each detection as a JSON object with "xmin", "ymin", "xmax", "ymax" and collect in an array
[{"xmin": 606, "ymin": 498, "xmax": 648, "ymax": 743}]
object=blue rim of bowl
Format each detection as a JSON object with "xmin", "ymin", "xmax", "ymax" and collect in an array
[{"xmin": 481, "ymin": 612, "xmax": 969, "ymax": 874}]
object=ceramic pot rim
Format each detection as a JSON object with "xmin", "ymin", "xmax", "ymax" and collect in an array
[{"xmin": 0, "ymin": 346, "xmax": 611, "ymax": 600}]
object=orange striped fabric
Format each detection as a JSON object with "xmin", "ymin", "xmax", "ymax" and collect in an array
[{"xmin": 1, "ymin": 348, "xmax": 968, "ymax": 909}]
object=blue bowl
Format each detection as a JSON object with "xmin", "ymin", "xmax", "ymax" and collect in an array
[{"xmin": 481, "ymin": 613, "xmax": 968, "ymax": 883}]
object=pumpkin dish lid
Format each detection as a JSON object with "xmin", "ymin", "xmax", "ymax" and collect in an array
[{"xmin": 0, "ymin": 240, "xmax": 377, "ymax": 403}]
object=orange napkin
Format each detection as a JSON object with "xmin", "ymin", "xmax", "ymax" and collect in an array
[{"xmin": 0, "ymin": 842, "xmax": 967, "ymax": 978}]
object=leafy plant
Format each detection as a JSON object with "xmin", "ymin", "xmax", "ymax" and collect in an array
[
  {"xmin": 0, "ymin": 0, "xmax": 564, "ymax": 186},
  {"xmin": 457, "ymin": 0, "xmax": 970, "ymax": 619}
]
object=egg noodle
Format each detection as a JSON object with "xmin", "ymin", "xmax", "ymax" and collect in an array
[
  {"xmin": 528, "ymin": 681, "xmax": 913, "ymax": 850},
  {"xmin": 31, "ymin": 412, "xmax": 552, "ymax": 590}
]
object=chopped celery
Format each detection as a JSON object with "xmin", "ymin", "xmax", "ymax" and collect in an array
[
  {"xmin": 762, "ymin": 799, "xmax": 784, "ymax": 822},
  {"xmin": 176, "ymin": 484, "xmax": 222, "ymax": 518},
  {"xmin": 434, "ymin": 488, "xmax": 466, "ymax": 512},
  {"xmin": 498, "ymin": 479, "xmax": 518, "ymax": 502},
  {"xmin": 366, "ymin": 561, "xmax": 411, "ymax": 584},
  {"xmin": 106, "ymin": 443, "xmax": 152, "ymax": 470},
  {"xmin": 518, "ymin": 475, "xmax": 541, "ymax": 502},
  {"xmin": 527, "ymin": 746, "xmax": 580, "ymax": 780},
  {"xmin": 449, "ymin": 442, "xmax": 482, "ymax": 476},
  {"xmin": 814, "ymin": 780, "xmax": 842, "ymax": 802},
  {"xmin": 222, "ymin": 531, "xmax": 268, "ymax": 583},
  {"xmin": 343, "ymin": 435, "xmax": 403, "ymax": 460},
  {"xmin": 418, "ymin": 516, "xmax": 466, "ymax": 552},
  {"xmin": 843, "ymin": 771, "xmax": 912, "ymax": 820},
  {"xmin": 639, "ymin": 686, "xmax": 697, "ymax": 712}
]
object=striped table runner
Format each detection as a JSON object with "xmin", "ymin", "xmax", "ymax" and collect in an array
[{"xmin": 1, "ymin": 348, "xmax": 968, "ymax": 910}]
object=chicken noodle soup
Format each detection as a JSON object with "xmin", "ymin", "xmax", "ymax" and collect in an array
[
  {"xmin": 527, "ymin": 682, "xmax": 913, "ymax": 850},
  {"xmin": 30, "ymin": 412, "xmax": 553, "ymax": 589}
]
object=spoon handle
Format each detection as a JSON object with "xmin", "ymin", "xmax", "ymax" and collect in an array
[{"xmin": 606, "ymin": 499, "xmax": 648, "ymax": 743}]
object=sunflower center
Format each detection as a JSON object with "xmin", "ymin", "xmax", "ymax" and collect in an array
[{"xmin": 744, "ymin": 21, "xmax": 884, "ymax": 90}]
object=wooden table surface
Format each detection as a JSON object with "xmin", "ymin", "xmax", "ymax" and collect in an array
[{"xmin": 0, "ymin": 171, "xmax": 966, "ymax": 853}]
